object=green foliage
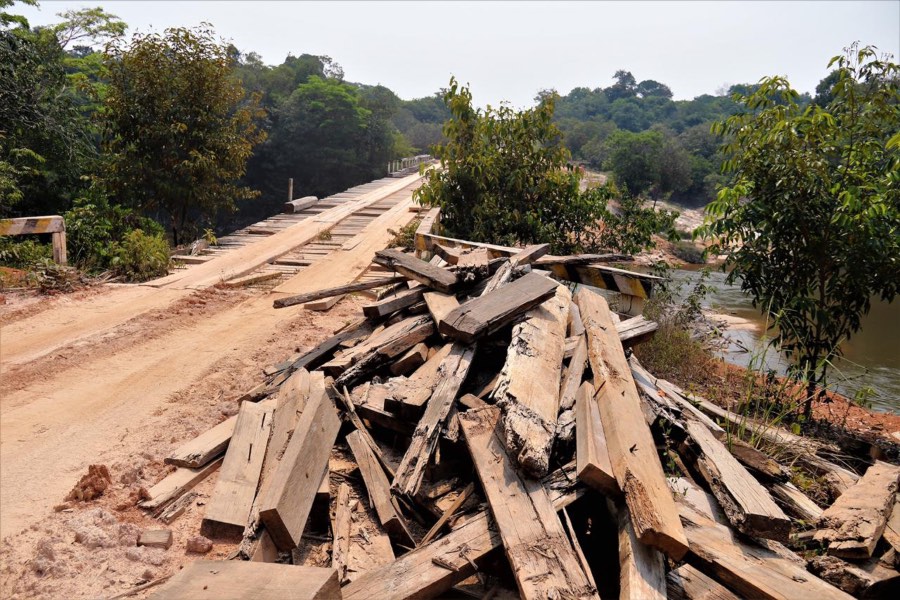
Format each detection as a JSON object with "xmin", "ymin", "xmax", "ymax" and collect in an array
[
  {"xmin": 63, "ymin": 190, "xmax": 163, "ymax": 271},
  {"xmin": 109, "ymin": 229, "xmax": 171, "ymax": 282},
  {"xmin": 0, "ymin": 235, "xmax": 51, "ymax": 268},
  {"xmin": 604, "ymin": 129, "xmax": 692, "ymax": 197},
  {"xmin": 698, "ymin": 44, "xmax": 900, "ymax": 417},
  {"xmin": 102, "ymin": 25, "xmax": 266, "ymax": 245},
  {"xmin": 415, "ymin": 79, "xmax": 676, "ymax": 255},
  {"xmin": 387, "ymin": 217, "xmax": 422, "ymax": 250}
]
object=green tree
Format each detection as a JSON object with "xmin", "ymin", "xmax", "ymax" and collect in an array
[
  {"xmin": 102, "ymin": 25, "xmax": 266, "ymax": 244},
  {"xmin": 415, "ymin": 79, "xmax": 674, "ymax": 255},
  {"xmin": 699, "ymin": 44, "xmax": 900, "ymax": 417}
]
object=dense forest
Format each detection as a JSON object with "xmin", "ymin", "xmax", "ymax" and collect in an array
[{"xmin": 0, "ymin": 1, "xmax": 838, "ymax": 266}]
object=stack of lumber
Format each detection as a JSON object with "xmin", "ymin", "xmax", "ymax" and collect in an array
[{"xmin": 140, "ymin": 241, "xmax": 900, "ymax": 600}]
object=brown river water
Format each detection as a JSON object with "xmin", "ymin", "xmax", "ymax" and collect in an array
[{"xmin": 667, "ymin": 268, "xmax": 900, "ymax": 414}]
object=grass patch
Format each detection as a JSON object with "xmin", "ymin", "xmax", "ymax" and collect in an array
[{"xmin": 387, "ymin": 217, "xmax": 422, "ymax": 250}]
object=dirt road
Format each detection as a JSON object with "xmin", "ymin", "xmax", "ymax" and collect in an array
[{"xmin": 0, "ymin": 179, "xmax": 421, "ymax": 598}]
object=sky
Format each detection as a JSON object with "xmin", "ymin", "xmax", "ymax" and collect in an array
[{"xmin": 17, "ymin": 0, "xmax": 900, "ymax": 108}]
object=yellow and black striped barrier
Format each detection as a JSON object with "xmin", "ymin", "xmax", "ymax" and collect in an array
[{"xmin": 0, "ymin": 215, "xmax": 67, "ymax": 265}]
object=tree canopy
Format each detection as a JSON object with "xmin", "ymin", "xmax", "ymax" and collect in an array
[{"xmin": 699, "ymin": 44, "xmax": 900, "ymax": 415}]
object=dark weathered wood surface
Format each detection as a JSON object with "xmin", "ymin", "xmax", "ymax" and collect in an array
[
  {"xmin": 274, "ymin": 276, "xmax": 405, "ymax": 308},
  {"xmin": 374, "ymin": 248, "xmax": 459, "ymax": 293}
]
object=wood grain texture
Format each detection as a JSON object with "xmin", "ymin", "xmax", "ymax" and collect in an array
[
  {"xmin": 679, "ymin": 501, "xmax": 853, "ymax": 600},
  {"xmin": 815, "ymin": 460, "xmax": 900, "ymax": 558},
  {"xmin": 459, "ymin": 406, "xmax": 598, "ymax": 600},
  {"xmin": 374, "ymin": 248, "xmax": 459, "ymax": 293},
  {"xmin": 165, "ymin": 415, "xmax": 236, "ymax": 469},
  {"xmin": 575, "ymin": 382, "xmax": 617, "ymax": 495},
  {"xmin": 332, "ymin": 483, "xmax": 352, "ymax": 584},
  {"xmin": 494, "ymin": 285, "xmax": 570, "ymax": 477},
  {"xmin": 423, "ymin": 291, "xmax": 460, "ymax": 329},
  {"xmin": 392, "ymin": 343, "xmax": 475, "ymax": 497},
  {"xmin": 147, "ymin": 560, "xmax": 340, "ymax": 600},
  {"xmin": 686, "ymin": 419, "xmax": 791, "ymax": 542},
  {"xmin": 141, "ymin": 459, "xmax": 222, "ymax": 511},
  {"xmin": 202, "ymin": 401, "xmax": 273, "ymax": 538},
  {"xmin": 439, "ymin": 272, "xmax": 559, "ymax": 343},
  {"xmin": 770, "ymin": 481, "xmax": 823, "ymax": 522},
  {"xmin": 609, "ymin": 499, "xmax": 666, "ymax": 600},
  {"xmin": 258, "ymin": 386, "xmax": 341, "ymax": 551},
  {"xmin": 667, "ymin": 564, "xmax": 741, "ymax": 600},
  {"xmin": 575, "ymin": 286, "xmax": 689, "ymax": 560}
]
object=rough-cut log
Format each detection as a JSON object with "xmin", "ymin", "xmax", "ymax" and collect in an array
[
  {"xmin": 667, "ymin": 564, "xmax": 741, "ymax": 600},
  {"xmin": 147, "ymin": 560, "xmax": 340, "ymax": 600},
  {"xmin": 423, "ymin": 291, "xmax": 459, "ymax": 330},
  {"xmin": 274, "ymin": 276, "xmax": 405, "ymax": 308},
  {"xmin": 679, "ymin": 501, "xmax": 853, "ymax": 600},
  {"xmin": 575, "ymin": 287, "xmax": 689, "ymax": 559},
  {"xmin": 383, "ymin": 344, "xmax": 452, "ymax": 418},
  {"xmin": 608, "ymin": 499, "xmax": 666, "ymax": 600},
  {"xmin": 258, "ymin": 386, "xmax": 341, "ymax": 551},
  {"xmin": 439, "ymin": 272, "xmax": 559, "ymax": 343},
  {"xmin": 815, "ymin": 460, "xmax": 900, "ymax": 559},
  {"xmin": 686, "ymin": 419, "xmax": 791, "ymax": 542},
  {"xmin": 390, "ymin": 342, "xmax": 428, "ymax": 376},
  {"xmin": 374, "ymin": 248, "xmax": 459, "ymax": 293},
  {"xmin": 283, "ymin": 195, "xmax": 318, "ymax": 214},
  {"xmin": 575, "ymin": 382, "xmax": 617, "ymax": 495},
  {"xmin": 392, "ymin": 344, "xmax": 475, "ymax": 497},
  {"xmin": 140, "ymin": 459, "xmax": 222, "ymax": 511},
  {"xmin": 362, "ymin": 287, "xmax": 424, "ymax": 319},
  {"xmin": 727, "ymin": 438, "xmax": 790, "ymax": 482},
  {"xmin": 334, "ymin": 315, "xmax": 435, "ymax": 389},
  {"xmin": 346, "ymin": 430, "xmax": 414, "ymax": 547},
  {"xmin": 615, "ymin": 315, "xmax": 659, "ymax": 347},
  {"xmin": 559, "ymin": 335, "xmax": 588, "ymax": 412},
  {"xmin": 202, "ymin": 402, "xmax": 273, "ymax": 538},
  {"xmin": 342, "ymin": 462, "xmax": 582, "ymax": 600},
  {"xmin": 332, "ymin": 482, "xmax": 352, "ymax": 584},
  {"xmin": 770, "ymin": 481, "xmax": 823, "ymax": 522},
  {"xmin": 166, "ymin": 416, "xmax": 236, "ymax": 469},
  {"xmin": 884, "ymin": 498, "xmax": 900, "ymax": 553},
  {"xmin": 459, "ymin": 406, "xmax": 598, "ymax": 600},
  {"xmin": 494, "ymin": 285, "xmax": 570, "ymax": 476},
  {"xmin": 808, "ymin": 554, "xmax": 900, "ymax": 598}
]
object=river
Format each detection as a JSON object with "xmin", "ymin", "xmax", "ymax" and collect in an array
[{"xmin": 666, "ymin": 268, "xmax": 900, "ymax": 414}]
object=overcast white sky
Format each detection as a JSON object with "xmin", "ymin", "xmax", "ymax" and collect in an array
[{"xmin": 17, "ymin": 1, "xmax": 900, "ymax": 107}]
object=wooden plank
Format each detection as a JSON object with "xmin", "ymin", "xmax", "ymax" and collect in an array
[
  {"xmin": 439, "ymin": 271, "xmax": 559, "ymax": 343},
  {"xmin": 140, "ymin": 459, "xmax": 223, "ymax": 510},
  {"xmin": 258, "ymin": 386, "xmax": 342, "ymax": 552},
  {"xmin": 686, "ymin": 418, "xmax": 791, "ymax": 542},
  {"xmin": 420, "ymin": 482, "xmax": 475, "ymax": 546},
  {"xmin": 423, "ymin": 291, "xmax": 460, "ymax": 328},
  {"xmin": 346, "ymin": 430, "xmax": 414, "ymax": 547},
  {"xmin": 667, "ymin": 564, "xmax": 741, "ymax": 600},
  {"xmin": 815, "ymin": 460, "xmax": 900, "ymax": 558},
  {"xmin": 220, "ymin": 271, "xmax": 282, "ymax": 288},
  {"xmin": 166, "ymin": 416, "xmax": 236, "ymax": 469},
  {"xmin": 884, "ymin": 498, "xmax": 900, "ymax": 553},
  {"xmin": 509, "ymin": 243, "xmax": 550, "ymax": 266},
  {"xmin": 362, "ymin": 287, "xmax": 424, "ymax": 319},
  {"xmin": 560, "ymin": 335, "xmax": 587, "ymax": 412},
  {"xmin": 679, "ymin": 501, "xmax": 853, "ymax": 600},
  {"xmin": 374, "ymin": 248, "xmax": 459, "ymax": 293},
  {"xmin": 147, "ymin": 560, "xmax": 340, "ymax": 600},
  {"xmin": 274, "ymin": 276, "xmax": 406, "ymax": 308},
  {"xmin": 138, "ymin": 530, "xmax": 173, "ymax": 549},
  {"xmin": 494, "ymin": 285, "xmax": 570, "ymax": 476},
  {"xmin": 393, "ymin": 344, "xmax": 476, "ymax": 497},
  {"xmin": 158, "ymin": 492, "xmax": 196, "ymax": 525},
  {"xmin": 575, "ymin": 286, "xmax": 689, "ymax": 559},
  {"xmin": 609, "ymin": 499, "xmax": 666, "ymax": 600},
  {"xmin": 575, "ymin": 382, "xmax": 617, "ymax": 495},
  {"xmin": 383, "ymin": 344, "xmax": 453, "ymax": 418},
  {"xmin": 283, "ymin": 195, "xmax": 318, "ymax": 214},
  {"xmin": 389, "ymin": 342, "xmax": 428, "ymax": 376},
  {"xmin": 333, "ymin": 315, "xmax": 435, "ymax": 389},
  {"xmin": 616, "ymin": 315, "xmax": 659, "ymax": 346},
  {"xmin": 459, "ymin": 406, "xmax": 598, "ymax": 600},
  {"xmin": 0, "ymin": 215, "xmax": 65, "ymax": 235},
  {"xmin": 333, "ymin": 483, "xmax": 352, "ymax": 584},
  {"xmin": 284, "ymin": 318, "xmax": 373, "ymax": 375},
  {"xmin": 342, "ymin": 463, "xmax": 585, "ymax": 600},
  {"xmin": 202, "ymin": 402, "xmax": 273, "ymax": 538},
  {"xmin": 771, "ymin": 481, "xmax": 823, "ymax": 522},
  {"xmin": 808, "ymin": 554, "xmax": 900, "ymax": 598}
]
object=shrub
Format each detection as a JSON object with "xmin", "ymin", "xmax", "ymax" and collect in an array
[
  {"xmin": 387, "ymin": 217, "xmax": 422, "ymax": 250},
  {"xmin": 0, "ymin": 236, "xmax": 52, "ymax": 268},
  {"xmin": 672, "ymin": 240, "xmax": 705, "ymax": 264},
  {"xmin": 110, "ymin": 229, "xmax": 171, "ymax": 282}
]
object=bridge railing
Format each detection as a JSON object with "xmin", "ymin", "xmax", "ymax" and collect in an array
[
  {"xmin": 0, "ymin": 215, "xmax": 67, "ymax": 265},
  {"xmin": 388, "ymin": 155, "xmax": 434, "ymax": 177}
]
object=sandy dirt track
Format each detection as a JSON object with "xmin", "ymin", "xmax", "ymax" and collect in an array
[{"xmin": 0, "ymin": 180, "xmax": 420, "ymax": 598}]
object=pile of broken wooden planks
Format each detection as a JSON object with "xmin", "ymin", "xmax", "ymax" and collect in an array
[{"xmin": 140, "ymin": 241, "xmax": 899, "ymax": 600}]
